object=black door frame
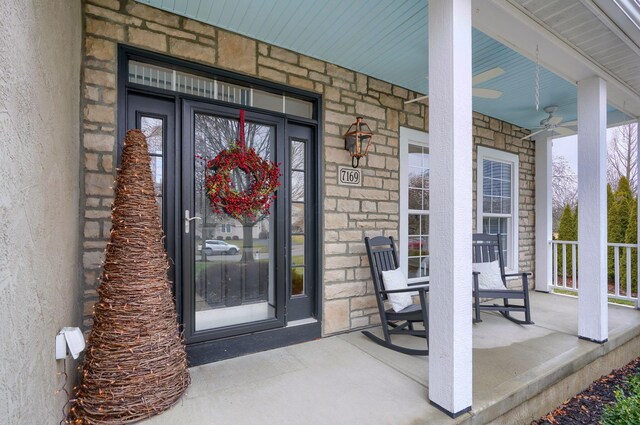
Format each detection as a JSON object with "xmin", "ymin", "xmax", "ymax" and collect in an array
[{"xmin": 117, "ymin": 45, "xmax": 323, "ymax": 364}]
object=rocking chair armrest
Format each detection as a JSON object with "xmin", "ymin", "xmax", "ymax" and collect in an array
[
  {"xmin": 500, "ymin": 272, "xmax": 531, "ymax": 292},
  {"xmin": 503, "ymin": 272, "xmax": 532, "ymax": 278},
  {"xmin": 380, "ymin": 284, "xmax": 429, "ymax": 295},
  {"xmin": 409, "ymin": 278, "xmax": 429, "ymax": 286}
]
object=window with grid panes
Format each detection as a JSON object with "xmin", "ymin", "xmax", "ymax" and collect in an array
[
  {"xmin": 400, "ymin": 128, "xmax": 430, "ymax": 283},
  {"xmin": 476, "ymin": 146, "xmax": 519, "ymax": 271}
]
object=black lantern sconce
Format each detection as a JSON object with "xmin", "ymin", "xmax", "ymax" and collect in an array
[{"xmin": 344, "ymin": 117, "xmax": 373, "ymax": 168}]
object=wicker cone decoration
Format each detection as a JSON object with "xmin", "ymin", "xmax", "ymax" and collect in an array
[{"xmin": 70, "ymin": 130, "xmax": 189, "ymax": 424}]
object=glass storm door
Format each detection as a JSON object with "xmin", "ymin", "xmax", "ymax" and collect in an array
[{"xmin": 182, "ymin": 100, "xmax": 286, "ymax": 342}]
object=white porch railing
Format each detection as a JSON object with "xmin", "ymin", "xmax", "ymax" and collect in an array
[{"xmin": 550, "ymin": 240, "xmax": 639, "ymax": 307}]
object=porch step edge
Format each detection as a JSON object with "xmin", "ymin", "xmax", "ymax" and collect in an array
[{"xmin": 462, "ymin": 325, "xmax": 640, "ymax": 425}]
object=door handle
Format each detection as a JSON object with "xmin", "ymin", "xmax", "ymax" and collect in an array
[{"xmin": 184, "ymin": 209, "xmax": 201, "ymax": 234}]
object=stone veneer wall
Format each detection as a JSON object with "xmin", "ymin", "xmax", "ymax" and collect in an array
[
  {"xmin": 80, "ymin": 0, "xmax": 534, "ymax": 336},
  {"xmin": 472, "ymin": 113, "xmax": 536, "ymax": 287}
]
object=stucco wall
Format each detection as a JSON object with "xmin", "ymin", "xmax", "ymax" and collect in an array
[
  {"xmin": 79, "ymin": 0, "xmax": 534, "ymax": 337},
  {"xmin": 0, "ymin": 1, "xmax": 82, "ymax": 423}
]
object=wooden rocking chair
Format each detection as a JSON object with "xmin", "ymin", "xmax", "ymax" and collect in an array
[
  {"xmin": 472, "ymin": 233, "xmax": 533, "ymax": 325},
  {"xmin": 363, "ymin": 236, "xmax": 429, "ymax": 355}
]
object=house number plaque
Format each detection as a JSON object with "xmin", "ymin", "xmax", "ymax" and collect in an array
[{"xmin": 338, "ymin": 166, "xmax": 362, "ymax": 186}]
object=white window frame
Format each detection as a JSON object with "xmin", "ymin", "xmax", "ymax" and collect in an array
[
  {"xmin": 399, "ymin": 127, "xmax": 430, "ymax": 284},
  {"xmin": 476, "ymin": 146, "xmax": 519, "ymax": 273}
]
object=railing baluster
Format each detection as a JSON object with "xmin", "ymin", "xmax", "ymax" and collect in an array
[
  {"xmin": 571, "ymin": 244, "xmax": 577, "ymax": 289},
  {"xmin": 562, "ymin": 243, "xmax": 567, "ymax": 288},
  {"xmin": 614, "ymin": 247, "xmax": 620, "ymax": 297},
  {"xmin": 626, "ymin": 247, "xmax": 632, "ymax": 297},
  {"xmin": 553, "ymin": 242, "xmax": 558, "ymax": 287}
]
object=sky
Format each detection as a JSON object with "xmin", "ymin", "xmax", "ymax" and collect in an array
[
  {"xmin": 553, "ymin": 135, "xmax": 578, "ymax": 172},
  {"xmin": 552, "ymin": 125, "xmax": 636, "ymax": 176}
]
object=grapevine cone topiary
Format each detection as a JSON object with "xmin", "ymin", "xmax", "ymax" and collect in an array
[{"xmin": 70, "ymin": 130, "xmax": 189, "ymax": 424}]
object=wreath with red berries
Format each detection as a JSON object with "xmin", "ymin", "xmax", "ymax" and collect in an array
[{"xmin": 204, "ymin": 110, "xmax": 281, "ymax": 224}]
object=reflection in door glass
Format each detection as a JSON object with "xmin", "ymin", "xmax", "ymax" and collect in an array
[
  {"xmin": 140, "ymin": 116, "xmax": 163, "ymax": 220},
  {"xmin": 193, "ymin": 113, "xmax": 276, "ymax": 331}
]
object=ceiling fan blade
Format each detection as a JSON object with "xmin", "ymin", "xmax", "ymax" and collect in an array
[
  {"xmin": 405, "ymin": 95, "xmax": 428, "ymax": 104},
  {"xmin": 472, "ymin": 88, "xmax": 503, "ymax": 99},
  {"xmin": 547, "ymin": 115, "xmax": 563, "ymax": 125},
  {"xmin": 521, "ymin": 128, "xmax": 548, "ymax": 140},
  {"xmin": 472, "ymin": 67, "xmax": 505, "ymax": 85},
  {"xmin": 562, "ymin": 120, "xmax": 577, "ymax": 127},
  {"xmin": 554, "ymin": 126, "xmax": 575, "ymax": 137}
]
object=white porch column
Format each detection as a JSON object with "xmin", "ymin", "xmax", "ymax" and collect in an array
[
  {"xmin": 428, "ymin": 0, "xmax": 473, "ymax": 417},
  {"xmin": 577, "ymin": 76, "xmax": 608, "ymax": 343},
  {"xmin": 636, "ymin": 118, "xmax": 640, "ymax": 310},
  {"xmin": 535, "ymin": 136, "xmax": 553, "ymax": 292}
]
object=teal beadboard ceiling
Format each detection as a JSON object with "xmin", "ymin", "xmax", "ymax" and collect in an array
[{"xmin": 135, "ymin": 0, "xmax": 631, "ymax": 132}]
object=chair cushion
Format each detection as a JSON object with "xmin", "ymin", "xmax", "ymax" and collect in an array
[
  {"xmin": 381, "ymin": 268, "xmax": 413, "ymax": 312},
  {"xmin": 472, "ymin": 260, "xmax": 505, "ymax": 290}
]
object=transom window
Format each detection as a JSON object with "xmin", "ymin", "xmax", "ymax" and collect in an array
[
  {"xmin": 476, "ymin": 146, "xmax": 519, "ymax": 271},
  {"xmin": 128, "ymin": 60, "xmax": 313, "ymax": 119}
]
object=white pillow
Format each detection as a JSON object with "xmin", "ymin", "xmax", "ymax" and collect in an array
[
  {"xmin": 472, "ymin": 261, "xmax": 505, "ymax": 290},
  {"xmin": 381, "ymin": 268, "xmax": 413, "ymax": 312}
]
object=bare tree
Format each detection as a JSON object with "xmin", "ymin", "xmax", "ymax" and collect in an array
[
  {"xmin": 552, "ymin": 155, "xmax": 578, "ymax": 231},
  {"xmin": 607, "ymin": 123, "xmax": 638, "ymax": 193}
]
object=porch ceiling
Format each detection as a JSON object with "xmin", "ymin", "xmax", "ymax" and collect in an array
[
  {"xmin": 136, "ymin": 0, "xmax": 639, "ymax": 132},
  {"xmin": 509, "ymin": 0, "xmax": 640, "ymax": 97}
]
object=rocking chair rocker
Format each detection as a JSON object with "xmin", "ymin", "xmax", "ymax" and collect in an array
[{"xmin": 363, "ymin": 236, "xmax": 429, "ymax": 356}]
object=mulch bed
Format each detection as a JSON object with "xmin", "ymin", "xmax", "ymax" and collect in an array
[{"xmin": 532, "ymin": 357, "xmax": 640, "ymax": 425}]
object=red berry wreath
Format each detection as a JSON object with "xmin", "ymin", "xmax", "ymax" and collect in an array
[{"xmin": 204, "ymin": 110, "xmax": 281, "ymax": 224}]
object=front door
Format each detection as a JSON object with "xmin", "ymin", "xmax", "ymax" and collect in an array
[
  {"xmin": 181, "ymin": 100, "xmax": 287, "ymax": 342},
  {"xmin": 122, "ymin": 51, "xmax": 320, "ymax": 363}
]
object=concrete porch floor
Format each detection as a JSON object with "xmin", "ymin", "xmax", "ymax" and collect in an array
[{"xmin": 141, "ymin": 293, "xmax": 640, "ymax": 425}]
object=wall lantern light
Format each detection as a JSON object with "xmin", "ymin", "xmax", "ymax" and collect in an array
[{"xmin": 344, "ymin": 117, "xmax": 373, "ymax": 168}]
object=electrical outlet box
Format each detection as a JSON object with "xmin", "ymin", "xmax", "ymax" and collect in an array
[
  {"xmin": 55, "ymin": 327, "xmax": 85, "ymax": 360},
  {"xmin": 56, "ymin": 333, "xmax": 67, "ymax": 359}
]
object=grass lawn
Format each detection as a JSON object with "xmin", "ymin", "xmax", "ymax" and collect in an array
[
  {"xmin": 552, "ymin": 288, "xmax": 636, "ymax": 307},
  {"xmin": 194, "ymin": 236, "xmax": 303, "ymax": 274},
  {"xmin": 203, "ymin": 236, "xmax": 303, "ymax": 249}
]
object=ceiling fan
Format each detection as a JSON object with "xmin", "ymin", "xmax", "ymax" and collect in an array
[
  {"xmin": 521, "ymin": 105, "xmax": 577, "ymax": 140},
  {"xmin": 404, "ymin": 67, "xmax": 505, "ymax": 104}
]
